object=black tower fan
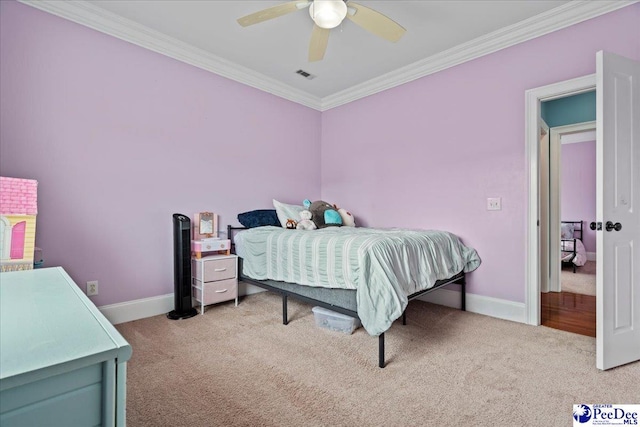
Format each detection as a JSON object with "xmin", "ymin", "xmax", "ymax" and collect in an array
[{"xmin": 167, "ymin": 213, "xmax": 198, "ymax": 320}]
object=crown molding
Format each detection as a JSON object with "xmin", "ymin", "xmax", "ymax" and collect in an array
[
  {"xmin": 320, "ymin": 0, "xmax": 637, "ymax": 110},
  {"xmin": 19, "ymin": 0, "xmax": 636, "ymax": 112},
  {"xmin": 19, "ymin": 0, "xmax": 323, "ymax": 111}
]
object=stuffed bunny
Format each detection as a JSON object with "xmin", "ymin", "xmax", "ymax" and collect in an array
[{"xmin": 296, "ymin": 209, "xmax": 317, "ymax": 230}]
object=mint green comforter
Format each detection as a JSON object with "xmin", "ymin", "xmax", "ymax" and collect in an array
[{"xmin": 235, "ymin": 226, "xmax": 480, "ymax": 336}]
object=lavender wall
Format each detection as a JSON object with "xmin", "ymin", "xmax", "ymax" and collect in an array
[
  {"xmin": 321, "ymin": 4, "xmax": 639, "ymax": 303},
  {"xmin": 561, "ymin": 141, "xmax": 596, "ymax": 253},
  {"xmin": 1, "ymin": 2, "xmax": 638, "ymax": 308},
  {"xmin": 0, "ymin": 1, "xmax": 321, "ymax": 306}
]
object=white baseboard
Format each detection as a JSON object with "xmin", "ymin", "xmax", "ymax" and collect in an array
[
  {"xmin": 100, "ymin": 283, "xmax": 524, "ymax": 326},
  {"xmin": 99, "ymin": 282, "xmax": 265, "ymax": 325},
  {"xmin": 587, "ymin": 252, "xmax": 596, "ymax": 261},
  {"xmin": 417, "ymin": 288, "xmax": 526, "ymax": 324},
  {"xmin": 99, "ymin": 293, "xmax": 174, "ymax": 325}
]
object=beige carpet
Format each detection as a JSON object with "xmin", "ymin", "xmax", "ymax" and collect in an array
[
  {"xmin": 116, "ymin": 292, "xmax": 639, "ymax": 427},
  {"xmin": 561, "ymin": 261, "xmax": 596, "ymax": 296}
]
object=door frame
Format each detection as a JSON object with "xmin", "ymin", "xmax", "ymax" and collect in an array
[
  {"xmin": 525, "ymin": 74, "xmax": 596, "ymax": 325},
  {"xmin": 539, "ymin": 120, "xmax": 550, "ymax": 294},
  {"xmin": 548, "ymin": 120, "xmax": 597, "ymax": 293}
]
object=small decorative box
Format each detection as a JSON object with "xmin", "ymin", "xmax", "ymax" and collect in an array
[{"xmin": 191, "ymin": 238, "xmax": 231, "ymax": 258}]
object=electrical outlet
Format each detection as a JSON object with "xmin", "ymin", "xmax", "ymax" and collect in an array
[
  {"xmin": 487, "ymin": 197, "xmax": 502, "ymax": 211},
  {"xmin": 87, "ymin": 280, "xmax": 98, "ymax": 296}
]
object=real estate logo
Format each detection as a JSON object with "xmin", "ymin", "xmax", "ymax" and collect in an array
[
  {"xmin": 574, "ymin": 405, "xmax": 593, "ymax": 424},
  {"xmin": 573, "ymin": 404, "xmax": 639, "ymax": 426}
]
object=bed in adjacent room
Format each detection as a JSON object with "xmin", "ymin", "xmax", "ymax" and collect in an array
[
  {"xmin": 227, "ymin": 203, "xmax": 481, "ymax": 367},
  {"xmin": 560, "ymin": 220, "xmax": 587, "ymax": 273}
]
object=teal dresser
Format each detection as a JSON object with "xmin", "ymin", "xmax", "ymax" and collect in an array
[{"xmin": 0, "ymin": 267, "xmax": 132, "ymax": 426}]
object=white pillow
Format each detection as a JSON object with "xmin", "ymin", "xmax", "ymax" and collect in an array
[
  {"xmin": 561, "ymin": 223, "xmax": 575, "ymax": 239},
  {"xmin": 273, "ymin": 199, "xmax": 304, "ymax": 228}
]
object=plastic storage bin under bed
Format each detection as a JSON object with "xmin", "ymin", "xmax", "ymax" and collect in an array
[{"xmin": 312, "ymin": 306, "xmax": 361, "ymax": 335}]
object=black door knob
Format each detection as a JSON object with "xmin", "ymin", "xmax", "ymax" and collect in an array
[
  {"xmin": 590, "ymin": 222, "xmax": 597, "ymax": 230},
  {"xmin": 605, "ymin": 221, "xmax": 622, "ymax": 232}
]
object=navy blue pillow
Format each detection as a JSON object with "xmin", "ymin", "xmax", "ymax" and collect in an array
[{"xmin": 237, "ymin": 209, "xmax": 281, "ymax": 228}]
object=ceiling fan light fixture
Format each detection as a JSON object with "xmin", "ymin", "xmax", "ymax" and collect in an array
[{"xmin": 309, "ymin": 0, "xmax": 347, "ymax": 29}]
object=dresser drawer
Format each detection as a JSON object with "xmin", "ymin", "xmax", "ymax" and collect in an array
[
  {"xmin": 192, "ymin": 278, "xmax": 237, "ymax": 305},
  {"xmin": 192, "ymin": 255, "xmax": 237, "ymax": 282},
  {"xmin": 201, "ymin": 257, "xmax": 236, "ymax": 282}
]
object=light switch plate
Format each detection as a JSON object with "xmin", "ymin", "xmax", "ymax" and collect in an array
[{"xmin": 487, "ymin": 197, "xmax": 502, "ymax": 211}]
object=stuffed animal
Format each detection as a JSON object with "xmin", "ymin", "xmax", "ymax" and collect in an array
[
  {"xmin": 335, "ymin": 206, "xmax": 355, "ymax": 227},
  {"xmin": 296, "ymin": 209, "xmax": 317, "ymax": 230},
  {"xmin": 308, "ymin": 200, "xmax": 342, "ymax": 229},
  {"xmin": 285, "ymin": 218, "xmax": 297, "ymax": 229}
]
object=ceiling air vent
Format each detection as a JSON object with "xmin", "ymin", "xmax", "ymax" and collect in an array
[{"xmin": 295, "ymin": 69, "xmax": 316, "ymax": 80}]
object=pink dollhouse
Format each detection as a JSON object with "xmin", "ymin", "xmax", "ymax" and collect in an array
[{"xmin": 0, "ymin": 177, "xmax": 38, "ymax": 272}]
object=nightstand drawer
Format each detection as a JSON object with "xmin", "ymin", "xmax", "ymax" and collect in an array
[
  {"xmin": 192, "ymin": 239, "xmax": 231, "ymax": 254},
  {"xmin": 202, "ymin": 257, "xmax": 236, "ymax": 282},
  {"xmin": 193, "ymin": 278, "xmax": 237, "ymax": 305}
]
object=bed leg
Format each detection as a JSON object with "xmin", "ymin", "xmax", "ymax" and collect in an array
[
  {"xmin": 379, "ymin": 333, "xmax": 385, "ymax": 368},
  {"xmin": 461, "ymin": 278, "xmax": 466, "ymax": 312},
  {"xmin": 282, "ymin": 294, "xmax": 288, "ymax": 325},
  {"xmin": 402, "ymin": 310, "xmax": 407, "ymax": 325}
]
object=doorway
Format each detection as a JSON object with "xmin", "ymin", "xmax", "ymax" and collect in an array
[
  {"xmin": 524, "ymin": 73, "xmax": 596, "ymax": 326},
  {"xmin": 541, "ymin": 121, "xmax": 596, "ymax": 337},
  {"xmin": 527, "ymin": 52, "xmax": 640, "ymax": 370}
]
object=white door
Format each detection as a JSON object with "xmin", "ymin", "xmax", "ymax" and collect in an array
[{"xmin": 596, "ymin": 51, "xmax": 640, "ymax": 370}]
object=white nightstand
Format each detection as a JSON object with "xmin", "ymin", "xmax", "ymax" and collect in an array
[{"xmin": 191, "ymin": 254, "xmax": 238, "ymax": 314}]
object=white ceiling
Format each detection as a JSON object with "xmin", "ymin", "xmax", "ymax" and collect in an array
[{"xmin": 22, "ymin": 0, "xmax": 634, "ymax": 110}]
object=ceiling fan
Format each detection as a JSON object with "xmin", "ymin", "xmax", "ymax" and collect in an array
[{"xmin": 237, "ymin": 0, "xmax": 406, "ymax": 62}]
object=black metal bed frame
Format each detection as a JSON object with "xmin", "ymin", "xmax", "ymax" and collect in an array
[
  {"xmin": 561, "ymin": 220, "xmax": 583, "ymax": 273},
  {"xmin": 227, "ymin": 225, "xmax": 466, "ymax": 368}
]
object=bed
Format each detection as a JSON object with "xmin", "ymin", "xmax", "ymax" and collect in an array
[
  {"xmin": 561, "ymin": 220, "xmax": 587, "ymax": 273},
  {"xmin": 227, "ymin": 224, "xmax": 481, "ymax": 368}
]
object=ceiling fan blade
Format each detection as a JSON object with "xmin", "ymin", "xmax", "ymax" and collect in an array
[
  {"xmin": 237, "ymin": 0, "xmax": 310, "ymax": 27},
  {"xmin": 309, "ymin": 24, "xmax": 330, "ymax": 62},
  {"xmin": 346, "ymin": 2, "xmax": 406, "ymax": 42}
]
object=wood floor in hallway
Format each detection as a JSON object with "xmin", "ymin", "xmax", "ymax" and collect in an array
[{"xmin": 541, "ymin": 291, "xmax": 596, "ymax": 337}]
